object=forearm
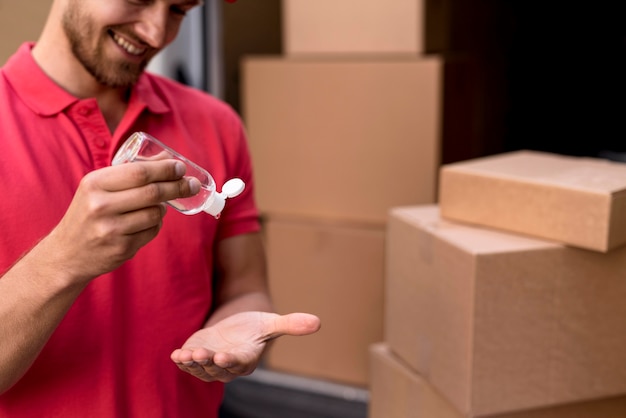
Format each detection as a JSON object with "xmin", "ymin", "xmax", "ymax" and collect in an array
[
  {"xmin": 0, "ymin": 236, "xmax": 87, "ymax": 394},
  {"xmin": 206, "ymin": 232, "xmax": 273, "ymax": 327}
]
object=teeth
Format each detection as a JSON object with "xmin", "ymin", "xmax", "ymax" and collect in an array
[{"xmin": 112, "ymin": 33, "xmax": 146, "ymax": 56}]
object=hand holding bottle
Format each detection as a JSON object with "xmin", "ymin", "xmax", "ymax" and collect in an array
[
  {"xmin": 113, "ymin": 132, "xmax": 245, "ymax": 218},
  {"xmin": 42, "ymin": 159, "xmax": 200, "ymax": 285}
]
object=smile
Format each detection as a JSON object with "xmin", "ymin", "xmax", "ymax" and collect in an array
[{"xmin": 111, "ymin": 32, "xmax": 146, "ymax": 56}]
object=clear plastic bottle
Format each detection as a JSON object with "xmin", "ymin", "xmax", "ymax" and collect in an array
[{"xmin": 112, "ymin": 132, "xmax": 245, "ymax": 218}]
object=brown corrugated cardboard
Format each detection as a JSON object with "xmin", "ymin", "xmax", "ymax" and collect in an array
[
  {"xmin": 385, "ymin": 205, "xmax": 626, "ymax": 415},
  {"xmin": 283, "ymin": 0, "xmax": 423, "ymax": 55},
  {"xmin": 438, "ymin": 150, "xmax": 626, "ymax": 252},
  {"xmin": 242, "ymin": 57, "xmax": 441, "ymax": 224},
  {"xmin": 369, "ymin": 342, "xmax": 626, "ymax": 418},
  {"xmin": 369, "ymin": 342, "xmax": 459, "ymax": 418},
  {"xmin": 0, "ymin": 0, "xmax": 52, "ymax": 64},
  {"xmin": 263, "ymin": 215, "xmax": 385, "ymax": 387}
]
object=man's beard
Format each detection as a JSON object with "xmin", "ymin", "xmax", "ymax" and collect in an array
[{"xmin": 62, "ymin": 2, "xmax": 149, "ymax": 88}]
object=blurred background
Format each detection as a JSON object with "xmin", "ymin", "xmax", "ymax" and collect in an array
[{"xmin": 3, "ymin": 1, "xmax": 626, "ymax": 417}]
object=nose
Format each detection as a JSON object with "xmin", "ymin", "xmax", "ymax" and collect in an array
[{"xmin": 134, "ymin": 5, "xmax": 177, "ymax": 49}]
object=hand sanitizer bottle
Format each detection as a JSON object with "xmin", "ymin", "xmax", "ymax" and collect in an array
[{"xmin": 112, "ymin": 132, "xmax": 245, "ymax": 218}]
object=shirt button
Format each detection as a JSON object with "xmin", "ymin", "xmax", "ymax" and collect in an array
[
  {"xmin": 78, "ymin": 107, "xmax": 91, "ymax": 116},
  {"xmin": 95, "ymin": 138, "xmax": 107, "ymax": 148}
]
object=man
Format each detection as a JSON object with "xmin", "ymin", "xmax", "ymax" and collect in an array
[{"xmin": 0, "ymin": 0, "xmax": 320, "ymax": 416}]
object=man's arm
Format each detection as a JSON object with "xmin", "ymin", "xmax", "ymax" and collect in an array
[
  {"xmin": 209, "ymin": 232, "xmax": 273, "ymax": 323},
  {"xmin": 0, "ymin": 160, "xmax": 198, "ymax": 393},
  {"xmin": 0, "ymin": 236, "xmax": 88, "ymax": 394}
]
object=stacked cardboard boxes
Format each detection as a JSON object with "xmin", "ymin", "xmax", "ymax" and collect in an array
[
  {"xmin": 375, "ymin": 151, "xmax": 626, "ymax": 416},
  {"xmin": 438, "ymin": 150, "xmax": 626, "ymax": 252},
  {"xmin": 282, "ymin": 0, "xmax": 424, "ymax": 56},
  {"xmin": 370, "ymin": 343, "xmax": 626, "ymax": 418},
  {"xmin": 242, "ymin": 0, "xmax": 441, "ymax": 387}
]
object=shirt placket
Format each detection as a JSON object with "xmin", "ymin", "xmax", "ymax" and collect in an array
[{"xmin": 71, "ymin": 99, "xmax": 113, "ymax": 169}]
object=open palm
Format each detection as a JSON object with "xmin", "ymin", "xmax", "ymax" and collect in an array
[{"xmin": 170, "ymin": 311, "xmax": 320, "ymax": 382}]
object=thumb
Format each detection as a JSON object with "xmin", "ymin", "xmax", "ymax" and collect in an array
[{"xmin": 266, "ymin": 312, "xmax": 321, "ymax": 339}]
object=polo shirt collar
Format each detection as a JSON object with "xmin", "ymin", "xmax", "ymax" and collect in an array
[{"xmin": 3, "ymin": 42, "xmax": 170, "ymax": 117}]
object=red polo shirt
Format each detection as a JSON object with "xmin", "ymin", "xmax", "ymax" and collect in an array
[{"xmin": 0, "ymin": 43, "xmax": 260, "ymax": 417}]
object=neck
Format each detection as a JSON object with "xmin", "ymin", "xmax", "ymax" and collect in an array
[{"xmin": 98, "ymin": 90, "xmax": 131, "ymax": 134}]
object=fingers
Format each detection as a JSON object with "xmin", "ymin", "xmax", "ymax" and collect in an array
[
  {"xmin": 174, "ymin": 361, "xmax": 236, "ymax": 383},
  {"xmin": 115, "ymin": 203, "xmax": 167, "ymax": 234},
  {"xmin": 171, "ymin": 349, "xmax": 243, "ymax": 383},
  {"xmin": 98, "ymin": 160, "xmax": 186, "ymax": 192},
  {"xmin": 266, "ymin": 312, "xmax": 321, "ymax": 339},
  {"xmin": 104, "ymin": 178, "xmax": 199, "ymax": 216},
  {"xmin": 81, "ymin": 161, "xmax": 201, "ymax": 214},
  {"xmin": 171, "ymin": 348, "xmax": 236, "ymax": 370},
  {"xmin": 183, "ymin": 363, "xmax": 236, "ymax": 383}
]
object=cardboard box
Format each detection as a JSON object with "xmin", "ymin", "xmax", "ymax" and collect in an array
[
  {"xmin": 385, "ymin": 205, "xmax": 626, "ymax": 415},
  {"xmin": 242, "ymin": 57, "xmax": 441, "ymax": 223},
  {"xmin": 369, "ymin": 342, "xmax": 626, "ymax": 418},
  {"xmin": 283, "ymin": 0, "xmax": 424, "ymax": 55},
  {"xmin": 439, "ymin": 150, "xmax": 626, "ymax": 252},
  {"xmin": 369, "ymin": 342, "xmax": 460, "ymax": 418},
  {"xmin": 263, "ymin": 215, "xmax": 385, "ymax": 386},
  {"xmin": 0, "ymin": 0, "xmax": 52, "ymax": 64}
]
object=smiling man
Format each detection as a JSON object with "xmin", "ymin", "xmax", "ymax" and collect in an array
[{"xmin": 0, "ymin": 1, "xmax": 320, "ymax": 417}]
